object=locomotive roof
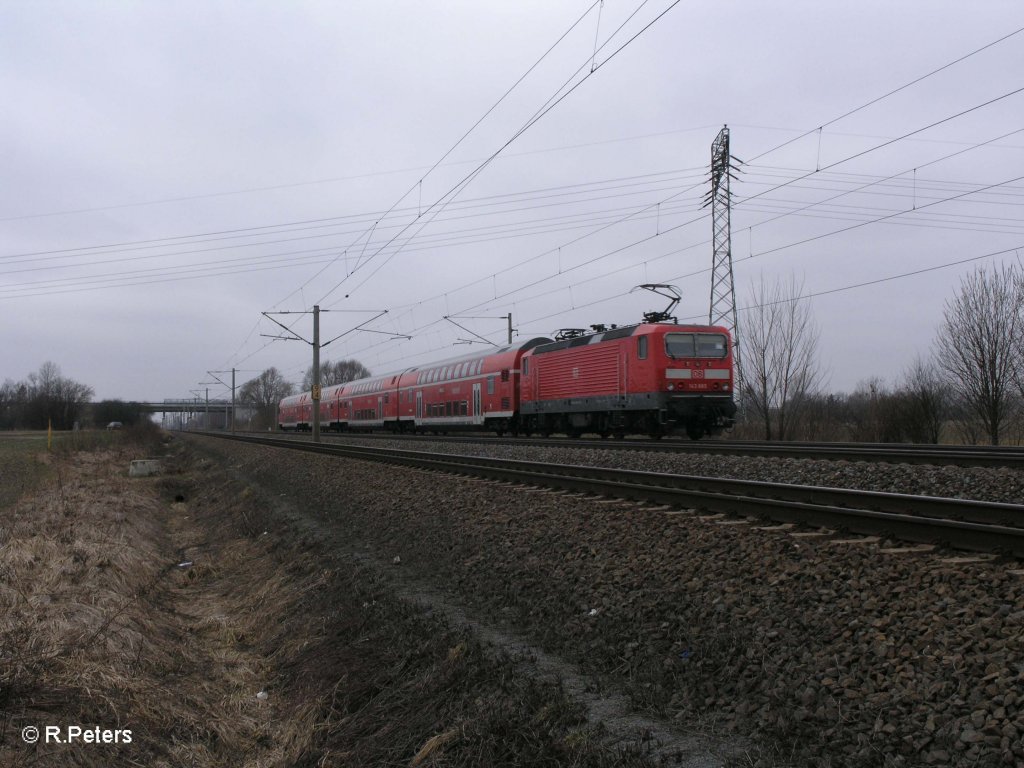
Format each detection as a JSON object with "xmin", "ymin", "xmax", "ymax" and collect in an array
[
  {"xmin": 531, "ymin": 325, "xmax": 637, "ymax": 355},
  {"xmin": 530, "ymin": 322, "xmax": 728, "ymax": 356}
]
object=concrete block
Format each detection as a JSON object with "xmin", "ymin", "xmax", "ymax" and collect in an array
[{"xmin": 129, "ymin": 459, "xmax": 162, "ymax": 478}]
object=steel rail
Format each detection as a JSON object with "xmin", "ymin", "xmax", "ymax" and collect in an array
[
  {"xmin": 268, "ymin": 430, "xmax": 1024, "ymax": 469},
  {"xmin": 200, "ymin": 433, "xmax": 1024, "ymax": 557}
]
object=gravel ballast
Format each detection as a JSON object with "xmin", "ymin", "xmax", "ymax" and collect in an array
[
  {"xmin": 196, "ymin": 436, "xmax": 1024, "ymax": 767},
  {"xmin": 322, "ymin": 435, "xmax": 1024, "ymax": 505}
]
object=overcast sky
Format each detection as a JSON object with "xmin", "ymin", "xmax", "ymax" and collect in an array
[{"xmin": 2, "ymin": 1, "xmax": 1022, "ymax": 402}]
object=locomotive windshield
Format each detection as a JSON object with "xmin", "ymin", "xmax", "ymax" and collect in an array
[{"xmin": 665, "ymin": 333, "xmax": 728, "ymax": 359}]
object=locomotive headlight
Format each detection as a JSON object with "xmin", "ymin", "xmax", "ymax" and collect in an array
[
  {"xmin": 722, "ymin": 383, "xmax": 730, "ymax": 391},
  {"xmin": 667, "ymin": 383, "xmax": 675, "ymax": 391}
]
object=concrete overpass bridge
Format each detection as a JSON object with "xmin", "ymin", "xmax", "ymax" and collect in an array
[{"xmin": 134, "ymin": 399, "xmax": 244, "ymax": 430}]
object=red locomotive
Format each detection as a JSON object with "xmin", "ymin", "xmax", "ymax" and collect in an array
[
  {"xmin": 519, "ymin": 321, "xmax": 734, "ymax": 440},
  {"xmin": 279, "ymin": 286, "xmax": 736, "ymax": 439}
]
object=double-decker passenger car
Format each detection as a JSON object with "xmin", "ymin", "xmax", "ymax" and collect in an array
[
  {"xmin": 278, "ymin": 391, "xmax": 314, "ymax": 431},
  {"xmin": 278, "ymin": 338, "xmax": 552, "ymax": 434},
  {"xmin": 519, "ymin": 322, "xmax": 735, "ymax": 439},
  {"xmin": 395, "ymin": 337, "xmax": 550, "ymax": 434}
]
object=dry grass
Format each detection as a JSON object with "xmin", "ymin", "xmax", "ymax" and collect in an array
[
  {"xmin": 1, "ymin": 434, "xmax": 646, "ymax": 767},
  {"xmin": 0, "ymin": 439, "xmax": 290, "ymax": 765},
  {"xmin": 0, "ymin": 432, "xmax": 54, "ymax": 511}
]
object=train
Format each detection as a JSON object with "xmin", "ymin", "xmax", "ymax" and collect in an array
[{"xmin": 279, "ymin": 296, "xmax": 736, "ymax": 440}]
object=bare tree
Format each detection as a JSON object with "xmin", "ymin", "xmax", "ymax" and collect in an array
[
  {"xmin": 20, "ymin": 362, "xmax": 94, "ymax": 429},
  {"xmin": 240, "ymin": 367, "xmax": 294, "ymax": 429},
  {"xmin": 898, "ymin": 356, "xmax": 949, "ymax": 444},
  {"xmin": 738, "ymin": 275, "xmax": 824, "ymax": 440},
  {"xmin": 302, "ymin": 359, "xmax": 371, "ymax": 390},
  {"xmin": 935, "ymin": 265, "xmax": 1023, "ymax": 445},
  {"xmin": 0, "ymin": 378, "xmax": 24, "ymax": 429},
  {"xmin": 844, "ymin": 377, "xmax": 890, "ymax": 442}
]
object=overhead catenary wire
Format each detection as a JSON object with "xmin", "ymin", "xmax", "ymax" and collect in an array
[
  {"xmin": 0, "ymin": 166, "xmax": 708, "ymax": 263},
  {"xmin": 272, "ymin": 0, "xmax": 610, "ymax": 310},
  {"xmin": 0, "ymin": 189, "xmax": 713, "ymax": 289},
  {"xmin": 313, "ymin": 0, "xmax": 684, "ymax": 307},
  {"xmin": 742, "ymin": 24, "xmax": 1024, "ymax": 165}
]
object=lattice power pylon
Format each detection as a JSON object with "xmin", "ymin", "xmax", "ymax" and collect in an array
[{"xmin": 705, "ymin": 125, "xmax": 742, "ymax": 375}]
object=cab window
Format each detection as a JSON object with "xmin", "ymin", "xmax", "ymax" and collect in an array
[
  {"xmin": 665, "ymin": 333, "xmax": 695, "ymax": 358},
  {"xmin": 665, "ymin": 333, "xmax": 728, "ymax": 359},
  {"xmin": 696, "ymin": 333, "xmax": 728, "ymax": 358},
  {"xmin": 637, "ymin": 336, "xmax": 648, "ymax": 360}
]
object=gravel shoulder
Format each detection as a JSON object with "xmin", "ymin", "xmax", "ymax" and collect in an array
[{"xmin": 194, "ymin": 434, "xmax": 1024, "ymax": 768}]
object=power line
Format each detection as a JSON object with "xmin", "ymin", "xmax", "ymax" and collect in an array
[
  {"xmin": 738, "ymin": 85, "xmax": 1024, "ymax": 213},
  {"xmin": 270, "ymin": 0, "xmax": 609, "ymax": 310},
  {"xmin": 0, "ymin": 190, "xmax": 710, "ymax": 287},
  {"xmin": 744, "ymin": 172, "xmax": 1024, "ymax": 262},
  {"xmin": 736, "ymin": 126, "xmax": 1024, "ymax": 235},
  {"xmin": 313, "ymin": 0, "xmax": 684, "ymax": 307},
  {"xmin": 0, "ymin": 167, "xmax": 705, "ymax": 262},
  {"xmin": 744, "ymin": 24, "xmax": 1024, "ymax": 164}
]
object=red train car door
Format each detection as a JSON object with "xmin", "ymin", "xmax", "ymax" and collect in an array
[{"xmin": 472, "ymin": 383, "xmax": 482, "ymax": 424}]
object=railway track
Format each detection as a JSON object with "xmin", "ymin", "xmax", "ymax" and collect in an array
[
  {"xmin": 203, "ymin": 432, "xmax": 1024, "ymax": 558},
  {"xmin": 262, "ymin": 430, "xmax": 1024, "ymax": 468}
]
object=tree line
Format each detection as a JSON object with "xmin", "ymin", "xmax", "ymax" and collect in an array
[
  {"xmin": 0, "ymin": 362, "xmax": 155, "ymax": 430},
  {"xmin": 0, "ymin": 359, "xmax": 372, "ymax": 432},
  {"xmin": 736, "ymin": 264, "xmax": 1024, "ymax": 445},
  {"xmin": 1, "ymin": 362, "xmax": 95, "ymax": 430}
]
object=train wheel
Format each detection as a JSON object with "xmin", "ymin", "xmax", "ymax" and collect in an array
[{"xmin": 686, "ymin": 425, "xmax": 704, "ymax": 441}]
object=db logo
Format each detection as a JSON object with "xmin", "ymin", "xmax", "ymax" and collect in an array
[{"xmin": 692, "ymin": 369, "xmax": 705, "ymax": 379}]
